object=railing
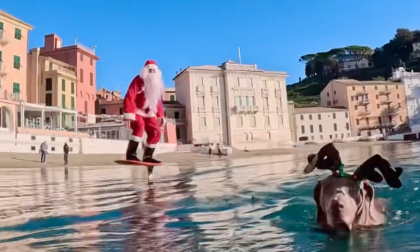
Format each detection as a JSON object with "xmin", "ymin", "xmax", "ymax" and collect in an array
[
  {"xmin": 56, "ymin": 65, "xmax": 76, "ymax": 75},
  {"xmin": 212, "ymin": 107, "xmax": 220, "ymax": 113},
  {"xmin": 378, "ymin": 89, "xmax": 391, "ymax": 95},
  {"xmin": 76, "ymin": 42, "xmax": 95, "ymax": 54},
  {"xmin": 358, "ymin": 99, "xmax": 370, "ymax": 105},
  {"xmin": 0, "ymin": 90, "xmax": 26, "ymax": 102},
  {"xmin": 357, "ymin": 110, "xmax": 371, "ymax": 116},
  {"xmin": 380, "ymin": 99, "xmax": 392, "ymax": 104}
]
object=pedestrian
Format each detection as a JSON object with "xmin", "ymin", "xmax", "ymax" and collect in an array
[
  {"xmin": 39, "ymin": 141, "xmax": 48, "ymax": 163},
  {"xmin": 63, "ymin": 142, "xmax": 69, "ymax": 165}
]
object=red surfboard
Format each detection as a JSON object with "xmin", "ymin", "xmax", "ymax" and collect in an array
[{"xmin": 114, "ymin": 160, "xmax": 163, "ymax": 166}]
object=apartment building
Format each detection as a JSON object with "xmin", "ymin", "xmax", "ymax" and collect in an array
[
  {"xmin": 35, "ymin": 34, "xmax": 100, "ymax": 122},
  {"xmin": 173, "ymin": 60, "xmax": 293, "ymax": 149},
  {"xmin": 293, "ymin": 106, "xmax": 351, "ymax": 143},
  {"xmin": 320, "ymin": 79, "xmax": 407, "ymax": 136},
  {"xmin": 0, "ymin": 10, "xmax": 33, "ymax": 102},
  {"xmin": 164, "ymin": 87, "xmax": 176, "ymax": 101},
  {"xmin": 96, "ymin": 88, "xmax": 121, "ymax": 101}
]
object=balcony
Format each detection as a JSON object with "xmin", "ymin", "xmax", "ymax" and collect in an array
[
  {"xmin": 382, "ymin": 108, "xmax": 398, "ymax": 115},
  {"xmin": 357, "ymin": 110, "xmax": 371, "ymax": 116},
  {"xmin": 356, "ymin": 90, "xmax": 369, "ymax": 95},
  {"xmin": 210, "ymin": 86, "xmax": 219, "ymax": 94},
  {"xmin": 231, "ymin": 105, "xmax": 247, "ymax": 114},
  {"xmin": 247, "ymin": 105, "xmax": 258, "ymax": 113},
  {"xmin": 380, "ymin": 99, "xmax": 392, "ymax": 105},
  {"xmin": 358, "ymin": 99, "xmax": 370, "ymax": 105},
  {"xmin": 263, "ymin": 107, "xmax": 269, "ymax": 113},
  {"xmin": 0, "ymin": 30, "xmax": 9, "ymax": 45},
  {"xmin": 274, "ymin": 88, "xmax": 282, "ymax": 98},
  {"xmin": 378, "ymin": 89, "xmax": 391, "ymax": 95},
  {"xmin": 0, "ymin": 90, "xmax": 25, "ymax": 102},
  {"xmin": 0, "ymin": 61, "xmax": 7, "ymax": 77},
  {"xmin": 212, "ymin": 107, "xmax": 220, "ymax": 113},
  {"xmin": 261, "ymin": 88, "xmax": 268, "ymax": 97},
  {"xmin": 196, "ymin": 86, "xmax": 204, "ymax": 95}
]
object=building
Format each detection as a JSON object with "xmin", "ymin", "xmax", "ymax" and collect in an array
[
  {"xmin": 320, "ymin": 79, "xmax": 407, "ymax": 137},
  {"xmin": 0, "ymin": 9, "xmax": 33, "ymax": 129},
  {"xmin": 27, "ymin": 48, "xmax": 78, "ymax": 128},
  {"xmin": 163, "ymin": 101, "xmax": 186, "ymax": 143},
  {"xmin": 392, "ymin": 67, "xmax": 420, "ymax": 132},
  {"xmin": 96, "ymin": 88, "xmax": 121, "ymax": 101},
  {"xmin": 164, "ymin": 87, "xmax": 176, "ymax": 101},
  {"xmin": 35, "ymin": 34, "xmax": 100, "ymax": 121},
  {"xmin": 338, "ymin": 55, "xmax": 373, "ymax": 72},
  {"xmin": 292, "ymin": 105, "xmax": 351, "ymax": 143},
  {"xmin": 411, "ymin": 42, "xmax": 420, "ymax": 59},
  {"xmin": 173, "ymin": 60, "xmax": 293, "ymax": 149}
]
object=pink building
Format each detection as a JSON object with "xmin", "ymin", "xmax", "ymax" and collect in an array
[
  {"xmin": 164, "ymin": 88, "xmax": 176, "ymax": 101},
  {"xmin": 35, "ymin": 34, "xmax": 100, "ymax": 116}
]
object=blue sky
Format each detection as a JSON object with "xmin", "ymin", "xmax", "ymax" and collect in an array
[{"xmin": 2, "ymin": 0, "xmax": 420, "ymax": 93}]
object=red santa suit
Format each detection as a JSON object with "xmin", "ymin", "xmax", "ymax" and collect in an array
[{"xmin": 123, "ymin": 60, "xmax": 166, "ymax": 163}]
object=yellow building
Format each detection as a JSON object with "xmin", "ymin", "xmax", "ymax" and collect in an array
[{"xmin": 27, "ymin": 48, "xmax": 77, "ymax": 128}]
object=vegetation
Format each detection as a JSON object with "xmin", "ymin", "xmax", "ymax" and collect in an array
[{"xmin": 287, "ymin": 28, "xmax": 420, "ymax": 106}]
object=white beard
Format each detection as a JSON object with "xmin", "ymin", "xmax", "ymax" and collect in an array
[{"xmin": 140, "ymin": 67, "xmax": 164, "ymax": 114}]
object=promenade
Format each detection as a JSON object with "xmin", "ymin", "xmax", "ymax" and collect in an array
[{"xmin": 0, "ymin": 141, "xmax": 397, "ymax": 169}]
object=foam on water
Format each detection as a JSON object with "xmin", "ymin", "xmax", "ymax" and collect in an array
[{"xmin": 0, "ymin": 142, "xmax": 419, "ymax": 251}]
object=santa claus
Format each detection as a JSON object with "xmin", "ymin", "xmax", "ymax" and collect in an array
[{"xmin": 123, "ymin": 60, "xmax": 166, "ymax": 163}]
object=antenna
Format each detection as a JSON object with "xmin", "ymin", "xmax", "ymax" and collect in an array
[
  {"xmin": 92, "ymin": 46, "xmax": 97, "ymax": 53},
  {"xmin": 238, "ymin": 47, "xmax": 242, "ymax": 64},
  {"xmin": 74, "ymin": 36, "xmax": 78, "ymax": 45}
]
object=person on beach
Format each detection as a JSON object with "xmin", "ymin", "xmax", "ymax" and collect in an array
[
  {"xmin": 63, "ymin": 142, "xmax": 69, "ymax": 165},
  {"xmin": 39, "ymin": 141, "xmax": 48, "ymax": 164},
  {"xmin": 123, "ymin": 60, "xmax": 166, "ymax": 164}
]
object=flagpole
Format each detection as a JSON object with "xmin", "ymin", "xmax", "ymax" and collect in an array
[{"xmin": 238, "ymin": 47, "xmax": 242, "ymax": 64}]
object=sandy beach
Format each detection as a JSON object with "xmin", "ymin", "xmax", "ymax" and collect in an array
[{"xmin": 0, "ymin": 141, "xmax": 401, "ymax": 169}]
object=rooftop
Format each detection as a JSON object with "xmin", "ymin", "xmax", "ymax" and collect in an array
[
  {"xmin": 332, "ymin": 79, "xmax": 403, "ymax": 86},
  {"xmin": 173, "ymin": 60, "xmax": 288, "ymax": 80},
  {"xmin": 0, "ymin": 9, "xmax": 34, "ymax": 30},
  {"xmin": 294, "ymin": 106, "xmax": 348, "ymax": 114}
]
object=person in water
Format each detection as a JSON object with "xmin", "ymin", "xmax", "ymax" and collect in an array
[{"xmin": 123, "ymin": 60, "xmax": 166, "ymax": 164}]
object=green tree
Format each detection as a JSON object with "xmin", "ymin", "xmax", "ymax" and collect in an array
[{"xmin": 344, "ymin": 45, "xmax": 373, "ymax": 68}]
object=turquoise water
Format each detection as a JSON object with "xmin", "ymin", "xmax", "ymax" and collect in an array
[{"xmin": 0, "ymin": 142, "xmax": 419, "ymax": 251}]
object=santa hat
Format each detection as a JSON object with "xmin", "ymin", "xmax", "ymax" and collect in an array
[{"xmin": 144, "ymin": 60, "xmax": 158, "ymax": 67}]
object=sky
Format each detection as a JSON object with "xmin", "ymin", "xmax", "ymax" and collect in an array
[{"xmin": 2, "ymin": 0, "xmax": 420, "ymax": 93}]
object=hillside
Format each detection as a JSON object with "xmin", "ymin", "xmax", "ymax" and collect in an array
[{"xmin": 286, "ymin": 28, "xmax": 420, "ymax": 107}]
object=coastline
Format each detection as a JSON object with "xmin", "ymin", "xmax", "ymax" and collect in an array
[{"xmin": 0, "ymin": 141, "xmax": 402, "ymax": 169}]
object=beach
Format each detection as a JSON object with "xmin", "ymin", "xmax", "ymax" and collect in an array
[{"xmin": 0, "ymin": 141, "xmax": 399, "ymax": 169}]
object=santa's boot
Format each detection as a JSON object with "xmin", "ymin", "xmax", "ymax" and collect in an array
[
  {"xmin": 126, "ymin": 140, "xmax": 141, "ymax": 161},
  {"xmin": 142, "ymin": 146, "xmax": 162, "ymax": 164}
]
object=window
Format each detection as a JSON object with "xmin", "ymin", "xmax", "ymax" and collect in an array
[
  {"xmin": 332, "ymin": 113, "xmax": 336, "ymax": 119},
  {"xmin": 46, "ymin": 78, "xmax": 52, "ymax": 91},
  {"xmin": 396, "ymin": 85, "xmax": 399, "ymax": 89},
  {"xmin": 62, "ymin": 94, "xmax": 66, "ymax": 108},
  {"xmin": 334, "ymin": 90, "xmax": 336, "ymax": 95},
  {"xmin": 309, "ymin": 114, "xmax": 312, "ymax": 120},
  {"xmin": 250, "ymin": 116, "xmax": 256, "ymax": 127},
  {"xmin": 345, "ymin": 112, "xmax": 348, "ymax": 118},
  {"xmin": 310, "ymin": 125, "xmax": 314, "ymax": 133},
  {"xmin": 71, "ymin": 82, "xmax": 75, "ymax": 94},
  {"xmin": 376, "ymin": 95, "xmax": 379, "ymax": 99},
  {"xmin": 100, "ymin": 108, "xmax": 106, "ymax": 114},
  {"xmin": 320, "ymin": 135, "xmax": 323, "ymax": 140},
  {"xmin": 199, "ymin": 96, "xmax": 205, "ymax": 107},
  {"xmin": 301, "ymin": 125, "xmax": 305, "ymax": 134},
  {"xmin": 84, "ymin": 101, "xmax": 88, "ymax": 113},
  {"xmin": 119, "ymin": 107, "xmax": 123, "ymax": 115},
  {"xmin": 397, "ymin": 94, "xmax": 400, "ymax": 99},
  {"xmin": 45, "ymin": 93, "xmax": 52, "ymax": 106},
  {"xmin": 0, "ymin": 22, "xmax": 3, "ymax": 31},
  {"xmin": 247, "ymin": 96, "xmax": 255, "ymax": 106},
  {"xmin": 264, "ymin": 116, "xmax": 270, "ymax": 127},
  {"xmin": 12, "ymin": 83, "xmax": 20, "ymax": 93},
  {"xmin": 319, "ymin": 124, "xmax": 323, "ymax": 133},
  {"xmin": 366, "ymin": 118, "xmax": 370, "ymax": 125},
  {"xmin": 236, "ymin": 116, "xmax": 243, "ymax": 127},
  {"xmin": 377, "ymin": 104, "xmax": 380, "ymax": 109},
  {"xmin": 263, "ymin": 97, "xmax": 269, "ymax": 108},
  {"xmin": 90, "ymin": 73, "xmax": 93, "ymax": 86},
  {"xmin": 13, "ymin": 55, "xmax": 20, "ymax": 69},
  {"xmin": 214, "ymin": 117, "xmax": 221, "ymax": 129},
  {"xmin": 0, "ymin": 50, "xmax": 2, "ymax": 62},
  {"xmin": 356, "ymin": 119, "xmax": 359, "ymax": 125},
  {"xmin": 71, "ymin": 97, "xmax": 75, "ymax": 109},
  {"xmin": 80, "ymin": 69, "xmax": 84, "ymax": 82},
  {"xmin": 354, "ymin": 105, "xmax": 357, "ymax": 110},
  {"xmin": 14, "ymin": 28, "xmax": 21, "ymax": 40},
  {"xmin": 213, "ymin": 96, "xmax": 219, "ymax": 107},
  {"xmin": 334, "ymin": 123, "xmax": 337, "ymax": 131},
  {"xmin": 346, "ymin": 123, "xmax": 349, "ymax": 130},
  {"xmin": 235, "ymin": 96, "xmax": 241, "ymax": 106},
  {"xmin": 174, "ymin": 111, "xmax": 180, "ymax": 119},
  {"xmin": 327, "ymin": 92, "xmax": 329, "ymax": 97},
  {"xmin": 62, "ymin": 79, "xmax": 66, "ymax": 91},
  {"xmin": 352, "ymin": 86, "xmax": 355, "ymax": 91},
  {"xmin": 318, "ymin": 114, "xmax": 321, "ymax": 120},
  {"xmin": 80, "ymin": 53, "xmax": 84, "ymax": 61},
  {"xmin": 170, "ymin": 95, "xmax": 175, "ymax": 101},
  {"xmin": 300, "ymin": 115, "xmax": 304, "ymax": 120},
  {"xmin": 90, "ymin": 58, "xmax": 93, "ymax": 66}
]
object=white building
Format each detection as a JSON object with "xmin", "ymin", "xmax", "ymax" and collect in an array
[
  {"xmin": 395, "ymin": 67, "xmax": 420, "ymax": 132},
  {"xmin": 173, "ymin": 60, "xmax": 293, "ymax": 150},
  {"xmin": 293, "ymin": 106, "xmax": 351, "ymax": 143}
]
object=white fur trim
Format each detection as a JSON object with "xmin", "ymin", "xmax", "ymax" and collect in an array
[
  {"xmin": 136, "ymin": 108, "xmax": 155, "ymax": 118},
  {"xmin": 130, "ymin": 135, "xmax": 142, "ymax": 142},
  {"xmin": 124, "ymin": 113, "xmax": 136, "ymax": 121},
  {"xmin": 144, "ymin": 142, "xmax": 157, "ymax": 148}
]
